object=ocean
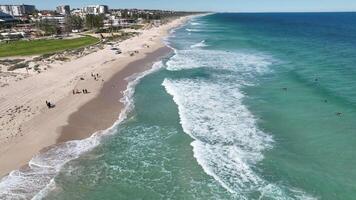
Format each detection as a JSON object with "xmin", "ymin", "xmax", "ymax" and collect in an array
[{"xmin": 2, "ymin": 12, "xmax": 356, "ymax": 199}]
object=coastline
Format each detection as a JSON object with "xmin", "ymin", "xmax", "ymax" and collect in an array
[
  {"xmin": 0, "ymin": 15, "xmax": 192, "ymax": 178},
  {"xmin": 58, "ymin": 46, "xmax": 171, "ymax": 143}
]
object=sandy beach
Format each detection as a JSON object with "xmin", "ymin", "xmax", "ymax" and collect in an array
[{"xmin": 0, "ymin": 16, "xmax": 191, "ymax": 178}]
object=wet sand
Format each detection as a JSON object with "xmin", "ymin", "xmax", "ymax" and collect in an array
[{"xmin": 58, "ymin": 47, "xmax": 171, "ymax": 142}]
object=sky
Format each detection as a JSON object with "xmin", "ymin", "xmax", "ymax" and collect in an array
[{"xmin": 2, "ymin": 0, "xmax": 356, "ymax": 12}]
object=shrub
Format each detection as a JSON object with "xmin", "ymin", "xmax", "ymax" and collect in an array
[
  {"xmin": 0, "ymin": 59, "xmax": 25, "ymax": 65},
  {"xmin": 56, "ymin": 57, "xmax": 70, "ymax": 61},
  {"xmin": 33, "ymin": 64, "xmax": 40, "ymax": 71},
  {"xmin": 41, "ymin": 53, "xmax": 55, "ymax": 59},
  {"xmin": 8, "ymin": 62, "xmax": 29, "ymax": 71}
]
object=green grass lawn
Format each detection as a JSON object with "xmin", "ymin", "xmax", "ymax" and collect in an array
[{"xmin": 0, "ymin": 36, "xmax": 100, "ymax": 57}]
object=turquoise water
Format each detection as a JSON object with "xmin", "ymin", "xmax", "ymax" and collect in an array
[{"xmin": 2, "ymin": 13, "xmax": 356, "ymax": 199}]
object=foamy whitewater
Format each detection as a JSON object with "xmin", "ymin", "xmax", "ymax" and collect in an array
[
  {"xmin": 2, "ymin": 13, "xmax": 356, "ymax": 199},
  {"xmin": 162, "ymin": 33, "xmax": 314, "ymax": 199}
]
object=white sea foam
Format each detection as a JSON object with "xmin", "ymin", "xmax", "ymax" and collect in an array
[
  {"xmin": 166, "ymin": 49, "xmax": 273, "ymax": 74},
  {"xmin": 190, "ymin": 40, "xmax": 209, "ymax": 48},
  {"xmin": 162, "ymin": 45, "xmax": 316, "ymax": 199},
  {"xmin": 186, "ymin": 28, "xmax": 201, "ymax": 32},
  {"xmin": 0, "ymin": 61, "xmax": 165, "ymax": 200},
  {"xmin": 191, "ymin": 22, "xmax": 201, "ymax": 26},
  {"xmin": 162, "ymin": 78, "xmax": 316, "ymax": 199},
  {"xmin": 163, "ymin": 79, "xmax": 271, "ymax": 194}
]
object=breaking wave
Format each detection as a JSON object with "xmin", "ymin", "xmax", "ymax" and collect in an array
[
  {"xmin": 162, "ymin": 45, "xmax": 316, "ymax": 199},
  {"xmin": 190, "ymin": 40, "xmax": 209, "ymax": 48},
  {"xmin": 186, "ymin": 28, "xmax": 201, "ymax": 32}
]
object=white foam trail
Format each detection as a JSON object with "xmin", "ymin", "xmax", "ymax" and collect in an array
[
  {"xmin": 0, "ymin": 61, "xmax": 165, "ymax": 200},
  {"xmin": 120, "ymin": 61, "xmax": 164, "ymax": 122},
  {"xmin": 162, "ymin": 79, "xmax": 271, "ymax": 193},
  {"xmin": 162, "ymin": 78, "xmax": 316, "ymax": 199},
  {"xmin": 186, "ymin": 28, "xmax": 200, "ymax": 32},
  {"xmin": 190, "ymin": 40, "xmax": 209, "ymax": 48},
  {"xmin": 0, "ymin": 134, "xmax": 103, "ymax": 200},
  {"xmin": 191, "ymin": 22, "xmax": 201, "ymax": 26},
  {"xmin": 166, "ymin": 49, "xmax": 273, "ymax": 74},
  {"xmin": 162, "ymin": 44, "xmax": 316, "ymax": 199}
]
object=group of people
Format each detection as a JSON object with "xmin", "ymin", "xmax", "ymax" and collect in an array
[
  {"xmin": 92, "ymin": 73, "xmax": 100, "ymax": 81},
  {"xmin": 72, "ymin": 89, "xmax": 89, "ymax": 95},
  {"xmin": 281, "ymin": 77, "xmax": 343, "ymax": 116},
  {"xmin": 45, "ymin": 72, "xmax": 102, "ymax": 110}
]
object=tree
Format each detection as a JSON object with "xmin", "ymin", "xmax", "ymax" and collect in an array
[
  {"xmin": 38, "ymin": 19, "xmax": 60, "ymax": 35},
  {"xmin": 65, "ymin": 15, "xmax": 84, "ymax": 32},
  {"xmin": 64, "ymin": 16, "xmax": 73, "ymax": 33},
  {"xmin": 85, "ymin": 14, "xmax": 104, "ymax": 30}
]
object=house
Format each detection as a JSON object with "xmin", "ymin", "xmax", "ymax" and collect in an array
[{"xmin": 104, "ymin": 16, "xmax": 137, "ymax": 28}]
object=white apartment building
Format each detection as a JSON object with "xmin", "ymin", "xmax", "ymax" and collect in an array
[
  {"xmin": 40, "ymin": 16, "xmax": 65, "ymax": 25},
  {"xmin": 56, "ymin": 5, "xmax": 70, "ymax": 15},
  {"xmin": 0, "ymin": 4, "xmax": 36, "ymax": 17},
  {"xmin": 82, "ymin": 5, "xmax": 108, "ymax": 15}
]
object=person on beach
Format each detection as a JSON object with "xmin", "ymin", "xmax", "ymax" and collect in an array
[{"xmin": 46, "ymin": 101, "xmax": 54, "ymax": 109}]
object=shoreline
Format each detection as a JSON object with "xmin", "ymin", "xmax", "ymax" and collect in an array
[
  {"xmin": 0, "ymin": 15, "xmax": 193, "ymax": 178},
  {"xmin": 58, "ymin": 46, "xmax": 171, "ymax": 143}
]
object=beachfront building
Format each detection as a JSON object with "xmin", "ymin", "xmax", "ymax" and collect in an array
[
  {"xmin": 56, "ymin": 5, "xmax": 70, "ymax": 15},
  {"xmin": 40, "ymin": 16, "xmax": 65, "ymax": 25},
  {"xmin": 0, "ymin": 4, "xmax": 36, "ymax": 17},
  {"xmin": 0, "ymin": 31, "xmax": 28, "ymax": 41},
  {"xmin": 0, "ymin": 11, "xmax": 16, "ymax": 24},
  {"xmin": 71, "ymin": 9, "xmax": 83, "ymax": 17},
  {"xmin": 0, "ymin": 11, "xmax": 18, "ymax": 30},
  {"xmin": 82, "ymin": 5, "xmax": 109, "ymax": 15},
  {"xmin": 104, "ymin": 17, "xmax": 138, "ymax": 28}
]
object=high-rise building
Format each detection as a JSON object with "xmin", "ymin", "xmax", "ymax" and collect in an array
[
  {"xmin": 98, "ymin": 5, "xmax": 109, "ymax": 14},
  {"xmin": 56, "ymin": 5, "xmax": 70, "ymax": 15},
  {"xmin": 82, "ymin": 5, "xmax": 108, "ymax": 15},
  {"xmin": 0, "ymin": 4, "xmax": 36, "ymax": 17}
]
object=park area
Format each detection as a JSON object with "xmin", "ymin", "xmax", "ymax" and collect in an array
[{"xmin": 0, "ymin": 36, "xmax": 100, "ymax": 57}]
